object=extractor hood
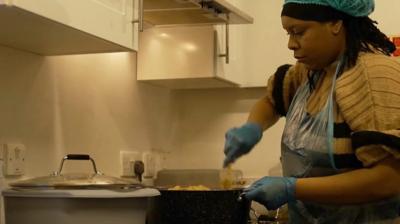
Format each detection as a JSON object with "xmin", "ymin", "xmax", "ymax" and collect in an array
[{"xmin": 143, "ymin": 0, "xmax": 253, "ymax": 27}]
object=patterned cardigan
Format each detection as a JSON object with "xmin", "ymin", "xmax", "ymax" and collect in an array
[{"xmin": 266, "ymin": 52, "xmax": 400, "ymax": 168}]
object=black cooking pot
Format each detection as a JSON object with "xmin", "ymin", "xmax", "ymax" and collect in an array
[{"xmin": 146, "ymin": 188, "xmax": 250, "ymax": 224}]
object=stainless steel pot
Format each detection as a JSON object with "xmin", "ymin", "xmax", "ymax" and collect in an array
[
  {"xmin": 4, "ymin": 154, "xmax": 160, "ymax": 224},
  {"xmin": 10, "ymin": 154, "xmax": 142, "ymax": 189}
]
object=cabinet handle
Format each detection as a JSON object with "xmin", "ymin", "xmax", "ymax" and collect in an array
[
  {"xmin": 132, "ymin": 0, "xmax": 143, "ymax": 32},
  {"xmin": 218, "ymin": 20, "xmax": 230, "ymax": 64}
]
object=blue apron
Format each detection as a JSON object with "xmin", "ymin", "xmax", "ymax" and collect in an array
[{"xmin": 281, "ymin": 59, "xmax": 400, "ymax": 224}]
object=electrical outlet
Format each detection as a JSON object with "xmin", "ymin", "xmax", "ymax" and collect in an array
[
  {"xmin": 120, "ymin": 151, "xmax": 141, "ymax": 177},
  {"xmin": 142, "ymin": 152, "xmax": 156, "ymax": 178},
  {"xmin": 154, "ymin": 153, "xmax": 163, "ymax": 177},
  {"xmin": 4, "ymin": 143, "xmax": 26, "ymax": 176},
  {"xmin": 142, "ymin": 152, "xmax": 164, "ymax": 178}
]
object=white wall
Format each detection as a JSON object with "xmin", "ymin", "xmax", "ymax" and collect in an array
[
  {"xmin": 0, "ymin": 46, "xmax": 178, "ymax": 180},
  {"xmin": 370, "ymin": 0, "xmax": 400, "ymax": 36},
  {"xmin": 163, "ymin": 88, "xmax": 285, "ymax": 178}
]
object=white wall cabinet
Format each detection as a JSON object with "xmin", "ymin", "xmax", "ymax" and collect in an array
[
  {"xmin": 138, "ymin": 0, "xmax": 295, "ymax": 89},
  {"xmin": 137, "ymin": 25, "xmax": 240, "ymax": 89},
  {"xmin": 0, "ymin": 0, "xmax": 139, "ymax": 55},
  {"xmin": 223, "ymin": 0, "xmax": 295, "ymax": 87},
  {"xmin": 137, "ymin": 0, "xmax": 257, "ymax": 89}
]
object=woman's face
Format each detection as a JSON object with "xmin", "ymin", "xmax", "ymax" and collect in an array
[{"xmin": 281, "ymin": 16, "xmax": 346, "ymax": 70}]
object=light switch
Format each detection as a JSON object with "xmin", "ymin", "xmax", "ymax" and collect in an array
[{"xmin": 4, "ymin": 143, "xmax": 26, "ymax": 176}]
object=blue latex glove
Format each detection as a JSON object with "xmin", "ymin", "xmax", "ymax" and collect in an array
[
  {"xmin": 223, "ymin": 123, "xmax": 263, "ymax": 167},
  {"xmin": 243, "ymin": 176, "xmax": 297, "ymax": 210}
]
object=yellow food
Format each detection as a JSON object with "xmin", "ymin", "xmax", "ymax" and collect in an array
[
  {"xmin": 168, "ymin": 185, "xmax": 210, "ymax": 191},
  {"xmin": 220, "ymin": 165, "xmax": 234, "ymax": 189},
  {"xmin": 220, "ymin": 179, "xmax": 233, "ymax": 189}
]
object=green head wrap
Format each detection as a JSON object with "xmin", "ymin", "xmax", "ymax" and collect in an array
[{"xmin": 283, "ymin": 0, "xmax": 374, "ymax": 17}]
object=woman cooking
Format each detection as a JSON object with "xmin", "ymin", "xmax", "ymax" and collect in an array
[{"xmin": 223, "ymin": 0, "xmax": 400, "ymax": 223}]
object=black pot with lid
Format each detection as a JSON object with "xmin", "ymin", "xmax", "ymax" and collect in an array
[
  {"xmin": 146, "ymin": 169, "xmax": 251, "ymax": 224},
  {"xmin": 147, "ymin": 188, "xmax": 250, "ymax": 224}
]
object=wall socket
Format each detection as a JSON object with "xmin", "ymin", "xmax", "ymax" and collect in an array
[
  {"xmin": 142, "ymin": 152, "xmax": 163, "ymax": 178},
  {"xmin": 142, "ymin": 152, "xmax": 156, "ymax": 178},
  {"xmin": 120, "ymin": 151, "xmax": 141, "ymax": 177},
  {"xmin": 3, "ymin": 143, "xmax": 26, "ymax": 176}
]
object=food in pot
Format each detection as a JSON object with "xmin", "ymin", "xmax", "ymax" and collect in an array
[{"xmin": 168, "ymin": 185, "xmax": 210, "ymax": 191}]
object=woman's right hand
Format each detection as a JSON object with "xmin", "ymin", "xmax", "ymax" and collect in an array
[{"xmin": 223, "ymin": 123, "xmax": 263, "ymax": 167}]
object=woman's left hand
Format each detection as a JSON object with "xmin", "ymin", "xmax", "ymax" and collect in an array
[{"xmin": 243, "ymin": 176, "xmax": 297, "ymax": 210}]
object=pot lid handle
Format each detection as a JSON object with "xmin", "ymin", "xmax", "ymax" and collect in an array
[{"xmin": 55, "ymin": 154, "xmax": 101, "ymax": 176}]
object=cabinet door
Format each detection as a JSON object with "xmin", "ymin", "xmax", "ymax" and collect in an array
[
  {"xmin": 138, "ymin": 26, "xmax": 215, "ymax": 80},
  {"xmin": 217, "ymin": 0, "xmax": 295, "ymax": 87},
  {"xmin": 137, "ymin": 25, "xmax": 241, "ymax": 89},
  {"xmin": 11, "ymin": 0, "xmax": 138, "ymax": 50},
  {"xmin": 214, "ymin": 23, "xmax": 246, "ymax": 85},
  {"xmin": 214, "ymin": 0, "xmax": 246, "ymax": 85}
]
